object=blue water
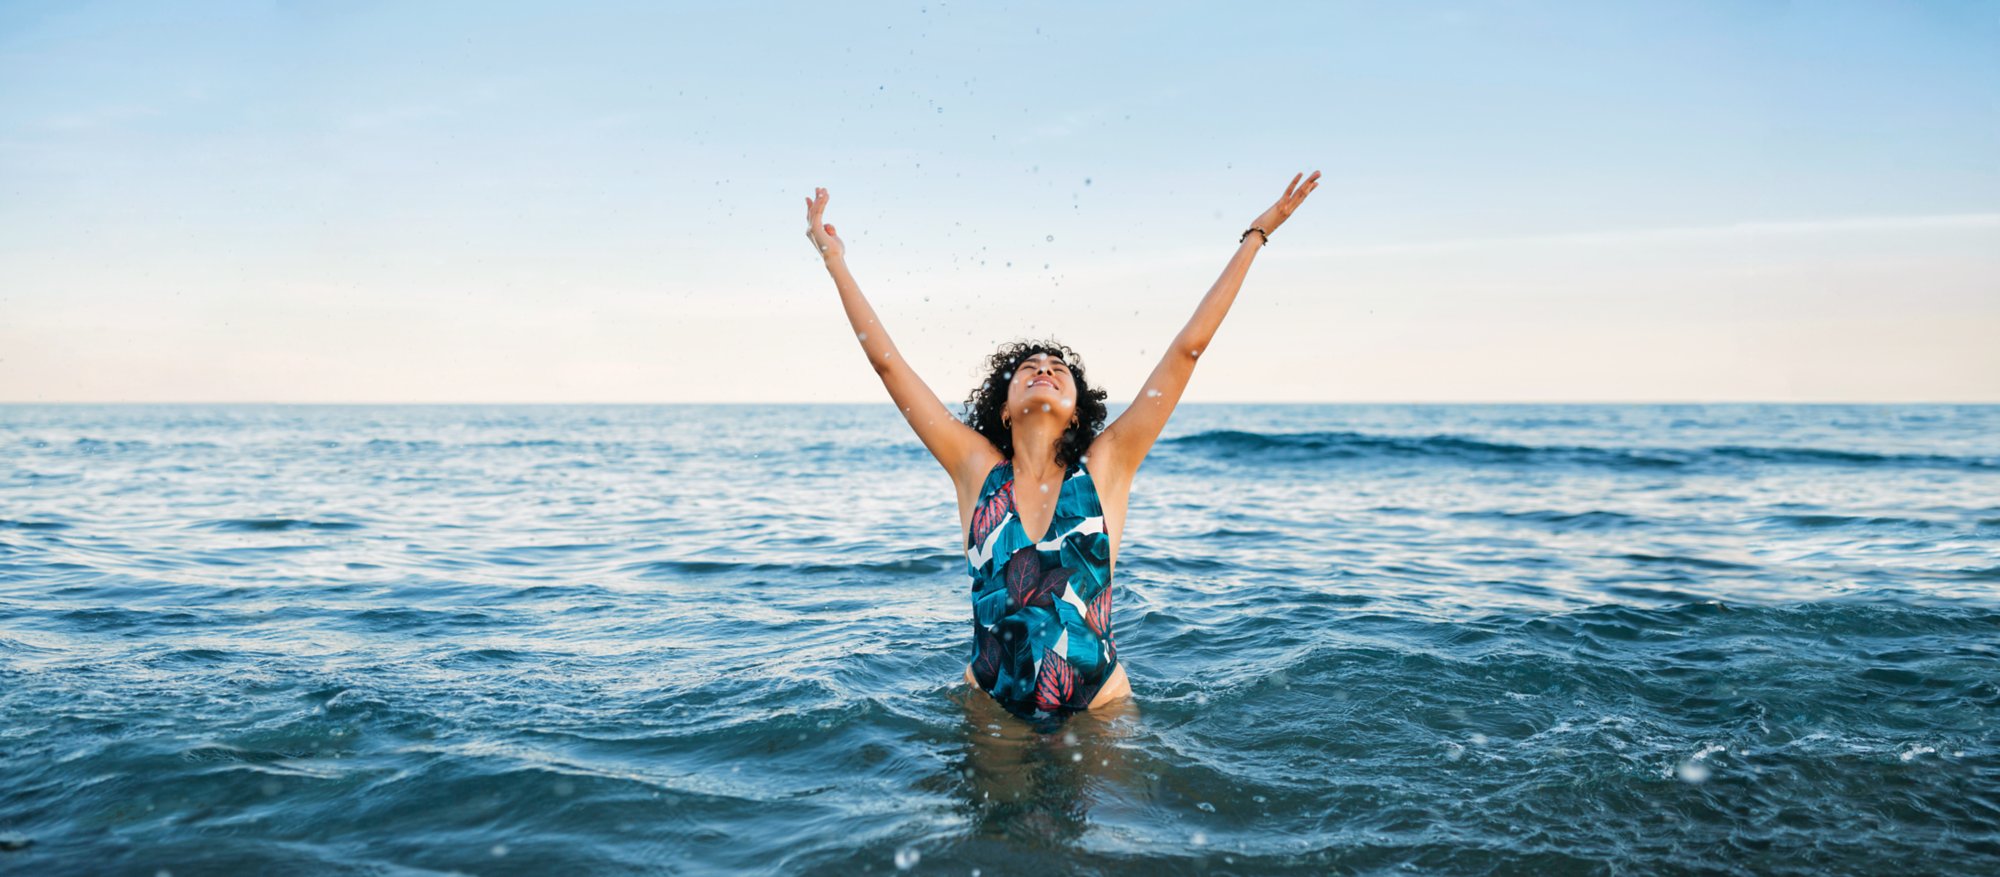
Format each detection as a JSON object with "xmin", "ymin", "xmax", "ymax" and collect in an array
[{"xmin": 3, "ymin": 403, "xmax": 1997, "ymax": 875}]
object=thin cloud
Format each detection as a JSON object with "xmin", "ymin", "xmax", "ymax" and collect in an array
[
  {"xmin": 33, "ymin": 104, "xmax": 164, "ymax": 131},
  {"xmin": 1296, "ymin": 213, "xmax": 2000, "ymax": 260}
]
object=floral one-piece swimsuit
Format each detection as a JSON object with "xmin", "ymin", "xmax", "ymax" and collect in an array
[{"xmin": 964, "ymin": 457, "xmax": 1118, "ymax": 720}]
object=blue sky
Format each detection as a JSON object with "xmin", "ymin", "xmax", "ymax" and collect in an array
[{"xmin": 2, "ymin": 0, "xmax": 1995, "ymax": 402}]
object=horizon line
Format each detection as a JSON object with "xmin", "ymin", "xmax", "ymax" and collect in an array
[{"xmin": 3, "ymin": 399, "xmax": 1995, "ymax": 407}]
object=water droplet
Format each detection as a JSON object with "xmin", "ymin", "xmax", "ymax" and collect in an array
[
  {"xmin": 894, "ymin": 845, "xmax": 921, "ymax": 869},
  {"xmin": 490, "ymin": 844, "xmax": 509, "ymax": 858},
  {"xmin": 1469, "ymin": 733, "xmax": 1489, "ymax": 746},
  {"xmin": 1196, "ymin": 801, "xmax": 1216, "ymax": 813},
  {"xmin": 1191, "ymin": 831, "xmax": 1208, "ymax": 846},
  {"xmin": 1145, "ymin": 388, "xmax": 1162, "ymax": 398},
  {"xmin": 1071, "ymin": 752, "xmax": 1082, "ymax": 762},
  {"xmin": 1041, "ymin": 403, "xmax": 1050, "ymax": 412},
  {"xmin": 1045, "ymin": 234, "xmax": 1054, "ymax": 242},
  {"xmin": 856, "ymin": 331, "xmax": 868, "ymax": 341},
  {"xmin": 1676, "ymin": 759, "xmax": 1711, "ymax": 783},
  {"xmin": 1084, "ymin": 177, "xmax": 1092, "ymax": 185},
  {"xmin": 1040, "ymin": 484, "xmax": 1048, "ymax": 492}
]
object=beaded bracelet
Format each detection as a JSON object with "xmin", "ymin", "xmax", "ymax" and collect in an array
[{"xmin": 1240, "ymin": 226, "xmax": 1270, "ymax": 246}]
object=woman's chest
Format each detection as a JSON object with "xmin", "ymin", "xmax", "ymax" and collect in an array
[{"xmin": 958, "ymin": 471, "xmax": 1128, "ymax": 574}]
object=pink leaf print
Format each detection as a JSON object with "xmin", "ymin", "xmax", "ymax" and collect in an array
[
  {"xmin": 1085, "ymin": 583, "xmax": 1114, "ymax": 638},
  {"xmin": 1034, "ymin": 647, "xmax": 1076, "ymax": 712},
  {"xmin": 968, "ymin": 478, "xmax": 1014, "ymax": 550},
  {"xmin": 1005, "ymin": 546, "xmax": 1069, "ymax": 609}
]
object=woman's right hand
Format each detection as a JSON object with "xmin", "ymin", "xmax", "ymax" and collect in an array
[{"xmin": 804, "ymin": 187, "xmax": 846, "ymax": 261}]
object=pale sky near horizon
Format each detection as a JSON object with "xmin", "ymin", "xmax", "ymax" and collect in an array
[{"xmin": 2, "ymin": 0, "xmax": 1996, "ymax": 404}]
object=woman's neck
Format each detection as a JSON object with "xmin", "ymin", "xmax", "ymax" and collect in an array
[{"xmin": 1008, "ymin": 422, "xmax": 1066, "ymax": 481}]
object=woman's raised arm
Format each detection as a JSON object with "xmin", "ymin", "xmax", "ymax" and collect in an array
[
  {"xmin": 1094, "ymin": 170, "xmax": 1321, "ymax": 478},
  {"xmin": 806, "ymin": 187, "xmax": 996, "ymax": 485}
]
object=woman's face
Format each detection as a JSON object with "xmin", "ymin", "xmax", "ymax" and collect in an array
[{"xmin": 1003, "ymin": 352, "xmax": 1078, "ymax": 425}]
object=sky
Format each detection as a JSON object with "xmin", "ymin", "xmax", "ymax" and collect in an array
[{"xmin": 1, "ymin": 0, "xmax": 1996, "ymax": 403}]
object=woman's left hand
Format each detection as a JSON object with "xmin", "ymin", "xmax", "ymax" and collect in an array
[{"xmin": 1250, "ymin": 170, "xmax": 1321, "ymax": 236}]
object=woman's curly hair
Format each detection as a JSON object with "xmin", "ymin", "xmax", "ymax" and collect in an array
[{"xmin": 959, "ymin": 338, "xmax": 1110, "ymax": 468}]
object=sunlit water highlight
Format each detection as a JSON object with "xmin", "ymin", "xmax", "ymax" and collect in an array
[{"xmin": 2, "ymin": 403, "xmax": 1997, "ymax": 875}]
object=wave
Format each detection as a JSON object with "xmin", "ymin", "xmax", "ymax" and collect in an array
[
  {"xmin": 191, "ymin": 518, "xmax": 365, "ymax": 533},
  {"xmin": 0, "ymin": 518, "xmax": 72, "ymax": 530},
  {"xmin": 1160, "ymin": 429, "xmax": 2000, "ymax": 471},
  {"xmin": 1448, "ymin": 508, "xmax": 1654, "ymax": 531}
]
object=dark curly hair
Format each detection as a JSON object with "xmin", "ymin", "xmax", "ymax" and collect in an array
[{"xmin": 959, "ymin": 338, "xmax": 1110, "ymax": 468}]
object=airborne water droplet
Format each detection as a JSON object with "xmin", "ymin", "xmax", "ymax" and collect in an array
[{"xmin": 1045, "ymin": 234, "xmax": 1054, "ymax": 242}]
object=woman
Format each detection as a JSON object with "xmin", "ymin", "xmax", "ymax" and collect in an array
[{"xmin": 804, "ymin": 170, "xmax": 1321, "ymax": 723}]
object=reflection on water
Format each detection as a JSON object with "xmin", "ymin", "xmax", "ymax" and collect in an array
[{"xmin": 949, "ymin": 684, "xmax": 1145, "ymax": 848}]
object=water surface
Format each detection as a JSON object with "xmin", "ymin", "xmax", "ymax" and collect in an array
[{"xmin": 2, "ymin": 403, "xmax": 1997, "ymax": 874}]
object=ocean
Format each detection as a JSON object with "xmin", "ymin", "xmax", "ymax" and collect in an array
[{"xmin": 2, "ymin": 403, "xmax": 1996, "ymax": 875}]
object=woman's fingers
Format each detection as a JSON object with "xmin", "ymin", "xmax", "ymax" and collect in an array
[{"xmin": 1290, "ymin": 171, "xmax": 1320, "ymax": 206}]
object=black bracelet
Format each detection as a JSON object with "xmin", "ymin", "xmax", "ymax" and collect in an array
[{"xmin": 1240, "ymin": 226, "xmax": 1270, "ymax": 246}]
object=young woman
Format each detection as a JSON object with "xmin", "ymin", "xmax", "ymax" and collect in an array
[{"xmin": 804, "ymin": 170, "xmax": 1321, "ymax": 722}]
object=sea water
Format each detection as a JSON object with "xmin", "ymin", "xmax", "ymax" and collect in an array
[{"xmin": 1, "ymin": 403, "xmax": 1996, "ymax": 875}]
